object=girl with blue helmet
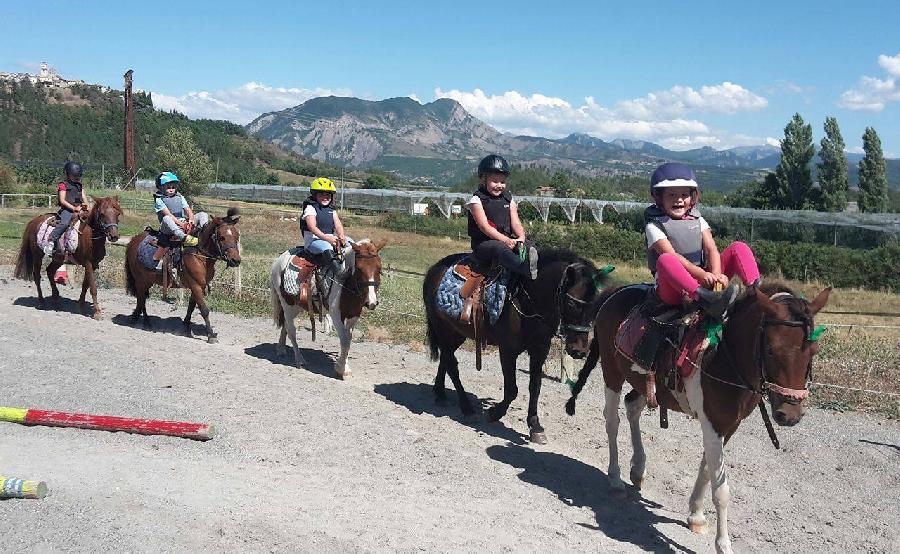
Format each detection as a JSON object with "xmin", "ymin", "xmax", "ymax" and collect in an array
[{"xmin": 152, "ymin": 172, "xmax": 201, "ymax": 269}]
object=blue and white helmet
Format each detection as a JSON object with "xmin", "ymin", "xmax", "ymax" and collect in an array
[
  {"xmin": 156, "ymin": 171, "xmax": 180, "ymax": 191},
  {"xmin": 650, "ymin": 163, "xmax": 698, "ymax": 195}
]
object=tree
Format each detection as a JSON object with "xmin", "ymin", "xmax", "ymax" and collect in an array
[
  {"xmin": 154, "ymin": 126, "xmax": 214, "ymax": 198},
  {"xmin": 771, "ymin": 113, "xmax": 816, "ymax": 209},
  {"xmin": 0, "ymin": 162, "xmax": 17, "ymax": 194},
  {"xmin": 362, "ymin": 174, "xmax": 389, "ymax": 189},
  {"xmin": 857, "ymin": 127, "xmax": 888, "ymax": 213},
  {"xmin": 817, "ymin": 116, "xmax": 848, "ymax": 212}
]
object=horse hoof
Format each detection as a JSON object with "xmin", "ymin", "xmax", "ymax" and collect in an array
[
  {"xmin": 630, "ymin": 469, "xmax": 646, "ymax": 489},
  {"xmin": 529, "ymin": 430, "xmax": 548, "ymax": 445},
  {"xmin": 688, "ymin": 516, "xmax": 709, "ymax": 535},
  {"xmin": 565, "ymin": 397, "xmax": 577, "ymax": 416},
  {"xmin": 92, "ymin": 312, "xmax": 102, "ymax": 320},
  {"xmin": 338, "ymin": 371, "xmax": 352, "ymax": 380},
  {"xmin": 207, "ymin": 336, "xmax": 218, "ymax": 344}
]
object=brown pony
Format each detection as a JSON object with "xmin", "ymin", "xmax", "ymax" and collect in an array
[
  {"xmin": 566, "ymin": 282, "xmax": 830, "ymax": 554},
  {"xmin": 14, "ymin": 196, "xmax": 123, "ymax": 318},
  {"xmin": 124, "ymin": 208, "xmax": 241, "ymax": 343}
]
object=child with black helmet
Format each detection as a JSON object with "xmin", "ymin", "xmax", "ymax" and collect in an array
[
  {"xmin": 43, "ymin": 161, "xmax": 90, "ymax": 256},
  {"xmin": 467, "ymin": 154, "xmax": 538, "ymax": 279},
  {"xmin": 301, "ymin": 177, "xmax": 349, "ymax": 274}
]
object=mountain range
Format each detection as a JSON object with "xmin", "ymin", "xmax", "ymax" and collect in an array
[{"xmin": 247, "ymin": 96, "xmax": 899, "ymax": 190}]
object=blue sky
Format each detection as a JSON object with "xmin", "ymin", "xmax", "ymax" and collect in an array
[{"xmin": 3, "ymin": 0, "xmax": 899, "ymax": 155}]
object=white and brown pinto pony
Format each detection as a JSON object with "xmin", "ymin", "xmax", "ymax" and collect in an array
[
  {"xmin": 270, "ymin": 239, "xmax": 386, "ymax": 378},
  {"xmin": 566, "ymin": 282, "xmax": 831, "ymax": 554}
]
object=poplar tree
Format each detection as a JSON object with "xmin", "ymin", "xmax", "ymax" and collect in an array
[
  {"xmin": 816, "ymin": 117, "xmax": 848, "ymax": 212},
  {"xmin": 772, "ymin": 113, "xmax": 816, "ymax": 209},
  {"xmin": 857, "ymin": 127, "xmax": 888, "ymax": 213}
]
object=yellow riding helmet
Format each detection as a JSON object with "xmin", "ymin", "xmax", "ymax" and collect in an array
[{"xmin": 310, "ymin": 177, "xmax": 337, "ymax": 194}]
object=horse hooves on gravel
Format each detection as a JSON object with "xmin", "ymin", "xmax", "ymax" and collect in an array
[
  {"xmin": 565, "ymin": 397, "xmax": 577, "ymax": 416},
  {"xmin": 688, "ymin": 517, "xmax": 709, "ymax": 535},
  {"xmin": 91, "ymin": 311, "xmax": 102, "ymax": 320},
  {"xmin": 529, "ymin": 430, "xmax": 548, "ymax": 445},
  {"xmin": 207, "ymin": 335, "xmax": 218, "ymax": 344}
]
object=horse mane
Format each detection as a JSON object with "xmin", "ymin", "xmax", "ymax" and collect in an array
[
  {"xmin": 536, "ymin": 248, "xmax": 590, "ymax": 269},
  {"xmin": 736, "ymin": 281, "xmax": 814, "ymax": 325}
]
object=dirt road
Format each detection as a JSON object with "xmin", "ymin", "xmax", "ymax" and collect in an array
[{"xmin": 1, "ymin": 268, "xmax": 897, "ymax": 552}]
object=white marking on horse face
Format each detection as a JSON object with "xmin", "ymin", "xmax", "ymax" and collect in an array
[{"xmin": 366, "ymin": 281, "xmax": 378, "ymax": 309}]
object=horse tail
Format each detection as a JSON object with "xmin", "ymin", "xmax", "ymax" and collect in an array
[
  {"xmin": 13, "ymin": 220, "xmax": 35, "ymax": 280},
  {"xmin": 271, "ymin": 255, "xmax": 285, "ymax": 329},
  {"xmin": 125, "ymin": 254, "xmax": 136, "ymax": 296},
  {"xmin": 124, "ymin": 234, "xmax": 144, "ymax": 297},
  {"xmin": 423, "ymin": 264, "xmax": 445, "ymax": 363}
]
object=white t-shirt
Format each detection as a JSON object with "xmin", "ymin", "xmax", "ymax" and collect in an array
[
  {"xmin": 301, "ymin": 204, "xmax": 324, "ymax": 248},
  {"xmin": 466, "ymin": 194, "xmax": 517, "ymax": 210},
  {"xmin": 645, "ymin": 216, "xmax": 709, "ymax": 249}
]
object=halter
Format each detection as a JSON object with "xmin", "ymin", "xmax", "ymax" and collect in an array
[
  {"xmin": 198, "ymin": 221, "xmax": 240, "ymax": 263},
  {"xmin": 89, "ymin": 204, "xmax": 120, "ymax": 240},
  {"xmin": 555, "ymin": 263, "xmax": 601, "ymax": 336},
  {"xmin": 351, "ymin": 251, "xmax": 381, "ymax": 292}
]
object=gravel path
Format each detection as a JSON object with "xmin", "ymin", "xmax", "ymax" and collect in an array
[{"xmin": 1, "ymin": 267, "xmax": 897, "ymax": 553}]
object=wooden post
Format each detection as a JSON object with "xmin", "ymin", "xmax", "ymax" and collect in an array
[
  {"xmin": 0, "ymin": 406, "xmax": 215, "ymax": 441},
  {"xmin": 124, "ymin": 69, "xmax": 136, "ymax": 187},
  {"xmin": 233, "ymin": 242, "xmax": 243, "ymax": 297},
  {"xmin": 0, "ymin": 476, "xmax": 48, "ymax": 499}
]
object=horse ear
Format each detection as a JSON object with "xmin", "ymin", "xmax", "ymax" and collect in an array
[
  {"xmin": 225, "ymin": 207, "xmax": 241, "ymax": 224},
  {"xmin": 808, "ymin": 287, "xmax": 832, "ymax": 316},
  {"xmin": 373, "ymin": 238, "xmax": 387, "ymax": 252},
  {"xmin": 754, "ymin": 288, "xmax": 782, "ymax": 317}
]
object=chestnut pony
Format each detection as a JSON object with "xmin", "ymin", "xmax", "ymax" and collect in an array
[
  {"xmin": 124, "ymin": 207, "xmax": 241, "ymax": 343},
  {"xmin": 566, "ymin": 282, "xmax": 830, "ymax": 554},
  {"xmin": 14, "ymin": 196, "xmax": 123, "ymax": 318}
]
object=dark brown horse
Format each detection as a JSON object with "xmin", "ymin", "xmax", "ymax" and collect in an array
[
  {"xmin": 14, "ymin": 196, "xmax": 123, "ymax": 318},
  {"xmin": 124, "ymin": 208, "xmax": 241, "ymax": 343},
  {"xmin": 423, "ymin": 250, "xmax": 611, "ymax": 444},
  {"xmin": 566, "ymin": 282, "xmax": 830, "ymax": 553}
]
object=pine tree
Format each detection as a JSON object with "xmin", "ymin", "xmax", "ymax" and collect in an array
[
  {"xmin": 772, "ymin": 113, "xmax": 816, "ymax": 209},
  {"xmin": 816, "ymin": 117, "xmax": 848, "ymax": 212},
  {"xmin": 857, "ymin": 127, "xmax": 888, "ymax": 213}
]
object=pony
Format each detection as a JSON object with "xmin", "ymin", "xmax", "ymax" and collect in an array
[
  {"xmin": 270, "ymin": 239, "xmax": 386, "ymax": 378},
  {"xmin": 566, "ymin": 282, "xmax": 831, "ymax": 554},
  {"xmin": 124, "ymin": 207, "xmax": 241, "ymax": 343},
  {"xmin": 423, "ymin": 250, "xmax": 611, "ymax": 444},
  {"xmin": 14, "ymin": 196, "xmax": 123, "ymax": 318}
]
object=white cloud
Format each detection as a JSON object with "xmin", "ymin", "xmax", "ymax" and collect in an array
[
  {"xmin": 152, "ymin": 82, "xmax": 353, "ymax": 124},
  {"xmin": 766, "ymin": 137, "xmax": 782, "ymax": 147},
  {"xmin": 845, "ymin": 146, "xmax": 865, "ymax": 154},
  {"xmin": 408, "ymin": 93, "xmax": 421, "ymax": 103},
  {"xmin": 435, "ymin": 82, "xmax": 769, "ymax": 149},
  {"xmin": 839, "ymin": 54, "xmax": 900, "ymax": 112}
]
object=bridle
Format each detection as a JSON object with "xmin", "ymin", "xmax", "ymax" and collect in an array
[
  {"xmin": 89, "ymin": 204, "xmax": 121, "ymax": 240},
  {"xmin": 555, "ymin": 263, "xmax": 601, "ymax": 337},
  {"xmin": 350, "ymin": 251, "xmax": 381, "ymax": 295},
  {"xmin": 199, "ymin": 221, "xmax": 240, "ymax": 263}
]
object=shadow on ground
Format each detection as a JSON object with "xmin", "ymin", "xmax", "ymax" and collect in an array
[
  {"xmin": 14, "ymin": 295, "xmax": 95, "ymax": 316},
  {"xmin": 110, "ymin": 313, "xmax": 210, "ymax": 339},
  {"xmin": 373, "ymin": 381, "xmax": 527, "ymax": 444},
  {"xmin": 486, "ymin": 443, "xmax": 696, "ymax": 553},
  {"xmin": 244, "ymin": 342, "xmax": 339, "ymax": 379}
]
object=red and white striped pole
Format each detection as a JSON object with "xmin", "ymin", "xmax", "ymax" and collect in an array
[{"xmin": 0, "ymin": 407, "xmax": 215, "ymax": 441}]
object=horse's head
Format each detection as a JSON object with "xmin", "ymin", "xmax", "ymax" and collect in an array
[
  {"xmin": 350, "ymin": 238, "xmax": 387, "ymax": 310},
  {"xmin": 91, "ymin": 196, "xmax": 123, "ymax": 243},
  {"xmin": 754, "ymin": 286, "xmax": 831, "ymax": 426},
  {"xmin": 558, "ymin": 261, "xmax": 607, "ymax": 359},
  {"xmin": 209, "ymin": 207, "xmax": 242, "ymax": 267}
]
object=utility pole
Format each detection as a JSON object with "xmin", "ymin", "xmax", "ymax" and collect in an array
[
  {"xmin": 123, "ymin": 69, "xmax": 136, "ymax": 188},
  {"xmin": 340, "ymin": 166, "xmax": 345, "ymax": 209},
  {"xmin": 215, "ymin": 158, "xmax": 220, "ymax": 183}
]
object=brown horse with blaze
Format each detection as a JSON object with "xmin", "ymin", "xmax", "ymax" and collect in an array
[
  {"xmin": 14, "ymin": 196, "xmax": 123, "ymax": 318},
  {"xmin": 566, "ymin": 282, "xmax": 830, "ymax": 554}
]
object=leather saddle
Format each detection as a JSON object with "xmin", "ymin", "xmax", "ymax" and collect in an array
[{"xmin": 453, "ymin": 257, "xmax": 501, "ymax": 325}]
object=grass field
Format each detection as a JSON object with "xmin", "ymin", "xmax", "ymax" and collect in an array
[{"xmin": 2, "ymin": 190, "xmax": 898, "ymax": 416}]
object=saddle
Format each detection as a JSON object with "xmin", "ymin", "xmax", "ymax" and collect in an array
[
  {"xmin": 615, "ymin": 291, "xmax": 721, "ymax": 415},
  {"xmin": 38, "ymin": 213, "xmax": 82, "ymax": 255},
  {"xmin": 281, "ymin": 247, "xmax": 332, "ymax": 318}
]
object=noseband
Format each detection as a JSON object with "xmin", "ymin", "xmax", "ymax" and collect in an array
[
  {"xmin": 351, "ymin": 252, "xmax": 381, "ymax": 293},
  {"xmin": 207, "ymin": 224, "xmax": 240, "ymax": 262},
  {"xmin": 89, "ymin": 206, "xmax": 120, "ymax": 239}
]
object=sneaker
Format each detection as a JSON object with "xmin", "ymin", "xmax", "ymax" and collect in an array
[
  {"xmin": 155, "ymin": 259, "xmax": 164, "ymax": 271},
  {"xmin": 42, "ymin": 242, "xmax": 55, "ymax": 256},
  {"xmin": 695, "ymin": 282, "xmax": 740, "ymax": 322},
  {"xmin": 528, "ymin": 246, "xmax": 539, "ymax": 280},
  {"xmin": 183, "ymin": 235, "xmax": 199, "ymax": 247}
]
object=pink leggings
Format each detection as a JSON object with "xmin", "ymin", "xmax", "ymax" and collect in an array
[{"xmin": 656, "ymin": 241, "xmax": 760, "ymax": 305}]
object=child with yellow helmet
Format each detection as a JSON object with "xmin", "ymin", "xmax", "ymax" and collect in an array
[{"xmin": 301, "ymin": 177, "xmax": 350, "ymax": 274}]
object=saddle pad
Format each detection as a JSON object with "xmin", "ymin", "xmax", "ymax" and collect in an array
[
  {"xmin": 137, "ymin": 235, "xmax": 181, "ymax": 271},
  {"xmin": 283, "ymin": 255, "xmax": 316, "ymax": 297},
  {"xmin": 436, "ymin": 263, "xmax": 509, "ymax": 325},
  {"xmin": 37, "ymin": 216, "xmax": 79, "ymax": 253}
]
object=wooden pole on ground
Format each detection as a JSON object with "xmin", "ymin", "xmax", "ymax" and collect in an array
[
  {"xmin": 0, "ymin": 406, "xmax": 215, "ymax": 441},
  {"xmin": 0, "ymin": 476, "xmax": 49, "ymax": 499}
]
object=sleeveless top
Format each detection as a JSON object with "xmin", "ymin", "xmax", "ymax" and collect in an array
[
  {"xmin": 58, "ymin": 180, "xmax": 84, "ymax": 210},
  {"xmin": 300, "ymin": 197, "xmax": 336, "ymax": 235},
  {"xmin": 154, "ymin": 192, "xmax": 188, "ymax": 222},
  {"xmin": 644, "ymin": 204, "xmax": 705, "ymax": 274},
  {"xmin": 467, "ymin": 188, "xmax": 513, "ymax": 249}
]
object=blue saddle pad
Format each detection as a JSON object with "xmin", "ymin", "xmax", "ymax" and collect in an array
[
  {"xmin": 436, "ymin": 264, "xmax": 510, "ymax": 325},
  {"xmin": 137, "ymin": 235, "xmax": 181, "ymax": 271}
]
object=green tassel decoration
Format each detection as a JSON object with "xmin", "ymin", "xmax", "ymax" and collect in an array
[{"xmin": 808, "ymin": 325, "xmax": 827, "ymax": 342}]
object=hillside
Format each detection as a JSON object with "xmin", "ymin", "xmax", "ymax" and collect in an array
[{"xmin": 0, "ymin": 79, "xmax": 344, "ymax": 186}]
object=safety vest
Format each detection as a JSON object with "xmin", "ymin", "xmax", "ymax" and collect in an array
[
  {"xmin": 300, "ymin": 197, "xmax": 335, "ymax": 235},
  {"xmin": 154, "ymin": 193, "xmax": 187, "ymax": 222},
  {"xmin": 59, "ymin": 180, "xmax": 84, "ymax": 210},
  {"xmin": 468, "ymin": 188, "xmax": 513, "ymax": 248},
  {"xmin": 645, "ymin": 205, "xmax": 705, "ymax": 274}
]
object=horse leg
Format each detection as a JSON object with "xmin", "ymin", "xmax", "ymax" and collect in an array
[
  {"xmin": 331, "ymin": 310, "xmax": 353, "ymax": 378},
  {"xmin": 566, "ymin": 336, "xmax": 600, "ymax": 415},
  {"xmin": 526, "ymin": 341, "xmax": 551, "ymax": 444},
  {"xmin": 688, "ymin": 457, "xmax": 710, "ymax": 534},
  {"xmin": 487, "ymin": 347, "xmax": 519, "ymax": 422},
  {"xmin": 441, "ymin": 338, "xmax": 474, "ymax": 416},
  {"xmin": 83, "ymin": 264, "xmax": 101, "ymax": 319},
  {"xmin": 183, "ymin": 296, "xmax": 196, "ymax": 337},
  {"xmin": 334, "ymin": 316, "xmax": 359, "ymax": 378},
  {"xmin": 604, "ymin": 385, "xmax": 627, "ymax": 497},
  {"xmin": 45, "ymin": 259, "xmax": 61, "ymax": 306},
  {"xmin": 283, "ymin": 308, "xmax": 305, "ymax": 368},
  {"xmin": 33, "ymin": 257, "xmax": 46, "ymax": 305},
  {"xmin": 624, "ymin": 388, "xmax": 648, "ymax": 489},
  {"xmin": 186, "ymin": 284, "xmax": 216, "ymax": 343}
]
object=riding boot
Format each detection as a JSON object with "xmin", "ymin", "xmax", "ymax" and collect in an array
[
  {"xmin": 320, "ymin": 249, "xmax": 342, "ymax": 275},
  {"xmin": 694, "ymin": 282, "xmax": 740, "ymax": 321}
]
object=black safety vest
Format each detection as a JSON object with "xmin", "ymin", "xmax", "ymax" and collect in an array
[
  {"xmin": 468, "ymin": 189, "xmax": 513, "ymax": 249},
  {"xmin": 300, "ymin": 197, "xmax": 336, "ymax": 235},
  {"xmin": 644, "ymin": 204, "xmax": 705, "ymax": 273},
  {"xmin": 59, "ymin": 180, "xmax": 84, "ymax": 210}
]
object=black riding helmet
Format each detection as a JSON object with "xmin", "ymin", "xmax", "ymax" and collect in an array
[
  {"xmin": 477, "ymin": 154, "xmax": 510, "ymax": 176},
  {"xmin": 64, "ymin": 161, "xmax": 83, "ymax": 180}
]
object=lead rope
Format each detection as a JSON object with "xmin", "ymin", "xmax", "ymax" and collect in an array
[{"xmin": 757, "ymin": 400, "xmax": 780, "ymax": 449}]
